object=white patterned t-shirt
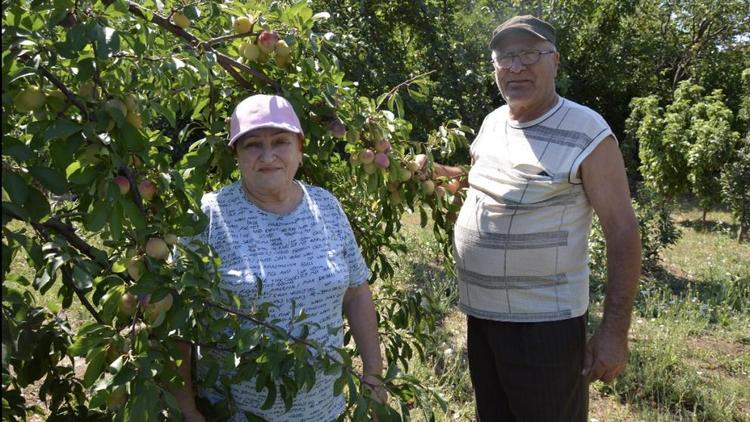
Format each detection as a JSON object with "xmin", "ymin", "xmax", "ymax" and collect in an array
[
  {"xmin": 454, "ymin": 96, "xmax": 614, "ymax": 322},
  {"xmin": 194, "ymin": 180, "xmax": 369, "ymax": 421}
]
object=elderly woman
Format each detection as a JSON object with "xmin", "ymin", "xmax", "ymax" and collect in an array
[{"xmin": 175, "ymin": 95, "xmax": 384, "ymax": 421}]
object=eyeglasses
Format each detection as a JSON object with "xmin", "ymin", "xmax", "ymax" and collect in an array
[{"xmin": 491, "ymin": 49, "xmax": 556, "ymax": 69}]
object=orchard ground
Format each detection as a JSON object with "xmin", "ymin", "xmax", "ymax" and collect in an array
[{"xmin": 15, "ymin": 202, "xmax": 750, "ymax": 421}]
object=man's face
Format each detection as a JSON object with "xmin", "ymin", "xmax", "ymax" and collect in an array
[{"xmin": 492, "ymin": 31, "xmax": 559, "ymax": 114}]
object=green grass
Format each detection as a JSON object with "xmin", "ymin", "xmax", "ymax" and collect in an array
[
  {"xmin": 6, "ymin": 219, "xmax": 90, "ymax": 324},
  {"xmin": 390, "ymin": 204, "xmax": 750, "ymax": 421}
]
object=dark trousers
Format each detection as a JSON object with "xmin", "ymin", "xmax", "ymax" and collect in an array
[{"xmin": 467, "ymin": 314, "xmax": 588, "ymax": 422}]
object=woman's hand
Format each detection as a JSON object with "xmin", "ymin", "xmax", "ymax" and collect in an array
[{"xmin": 361, "ymin": 373, "xmax": 388, "ymax": 404}]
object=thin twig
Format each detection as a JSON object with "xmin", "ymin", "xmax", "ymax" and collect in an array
[
  {"xmin": 41, "ymin": 218, "xmax": 102, "ymax": 262},
  {"xmin": 4, "ymin": 207, "xmax": 106, "ymax": 324},
  {"xmin": 113, "ymin": 52, "xmax": 164, "ymax": 62},
  {"xmin": 12, "ymin": 51, "xmax": 90, "ymax": 119},
  {"xmin": 378, "ymin": 70, "xmax": 436, "ymax": 108},
  {"xmin": 203, "ymin": 31, "xmax": 260, "ymax": 48}
]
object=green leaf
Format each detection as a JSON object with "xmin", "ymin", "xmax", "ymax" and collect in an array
[
  {"xmin": 352, "ymin": 397, "xmax": 369, "ymax": 421},
  {"xmin": 2, "ymin": 169, "xmax": 28, "ymax": 204},
  {"xmin": 91, "ymin": 24, "xmax": 121, "ymax": 59},
  {"xmin": 87, "ymin": 389, "xmax": 108, "ymax": 409},
  {"xmin": 84, "ymin": 200, "xmax": 109, "ymax": 232},
  {"xmin": 110, "ymin": 202, "xmax": 123, "ymax": 241},
  {"xmin": 2, "ymin": 137, "xmax": 34, "ymax": 161},
  {"xmin": 3, "ymin": 201, "xmax": 30, "ymax": 221},
  {"xmin": 23, "ymin": 186, "xmax": 50, "ymax": 222},
  {"xmin": 190, "ymin": 98, "xmax": 210, "ymax": 121},
  {"xmin": 151, "ymin": 102, "xmax": 176, "ymax": 128},
  {"xmin": 116, "ymin": 123, "xmax": 147, "ymax": 153},
  {"xmin": 333, "ymin": 372, "xmax": 346, "ymax": 396},
  {"xmin": 121, "ymin": 199, "xmax": 145, "ymax": 231},
  {"xmin": 260, "ymin": 381, "xmax": 277, "ymax": 410},
  {"xmin": 83, "ymin": 346, "xmax": 107, "ymax": 387},
  {"xmin": 29, "ymin": 166, "xmax": 67, "ymax": 195},
  {"xmin": 71, "ymin": 264, "xmax": 93, "ymax": 290},
  {"xmin": 42, "ymin": 119, "xmax": 82, "ymax": 141}
]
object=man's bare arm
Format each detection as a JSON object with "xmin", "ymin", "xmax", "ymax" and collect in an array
[{"xmin": 580, "ymin": 136, "xmax": 641, "ymax": 383}]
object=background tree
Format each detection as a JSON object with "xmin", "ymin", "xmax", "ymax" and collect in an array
[
  {"xmin": 721, "ymin": 134, "xmax": 750, "ymax": 242},
  {"xmin": 720, "ymin": 68, "xmax": 750, "ymax": 242},
  {"xmin": 629, "ymin": 80, "xmax": 740, "ymax": 212},
  {"xmin": 685, "ymin": 88, "xmax": 740, "ymax": 220}
]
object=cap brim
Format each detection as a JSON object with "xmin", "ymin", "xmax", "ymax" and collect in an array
[
  {"xmin": 489, "ymin": 27, "xmax": 549, "ymax": 49},
  {"xmin": 228, "ymin": 123, "xmax": 303, "ymax": 146}
]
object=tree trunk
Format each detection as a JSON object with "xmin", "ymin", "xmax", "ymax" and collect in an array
[
  {"xmin": 739, "ymin": 224, "xmax": 747, "ymax": 243},
  {"xmin": 702, "ymin": 209, "xmax": 707, "ymax": 224}
]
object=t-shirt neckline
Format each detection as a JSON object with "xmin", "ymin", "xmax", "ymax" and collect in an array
[
  {"xmin": 237, "ymin": 180, "xmax": 308, "ymax": 218},
  {"xmin": 506, "ymin": 96, "xmax": 564, "ymax": 129}
]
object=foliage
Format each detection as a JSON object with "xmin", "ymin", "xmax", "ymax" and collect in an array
[
  {"xmin": 684, "ymin": 88, "xmax": 740, "ymax": 214},
  {"xmin": 306, "ymin": 0, "xmax": 750, "ymax": 182},
  {"xmin": 626, "ymin": 96, "xmax": 669, "ymax": 196},
  {"xmin": 2, "ymin": 0, "xmax": 469, "ymax": 420},
  {"xmin": 307, "ymin": 0, "xmax": 495, "ymax": 162},
  {"xmin": 589, "ymin": 187, "xmax": 681, "ymax": 288},
  {"xmin": 629, "ymin": 81, "xmax": 741, "ymax": 213},
  {"xmin": 721, "ymin": 134, "xmax": 750, "ymax": 242}
]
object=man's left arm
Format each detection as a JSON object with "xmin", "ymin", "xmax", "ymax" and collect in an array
[{"xmin": 580, "ymin": 136, "xmax": 642, "ymax": 383}]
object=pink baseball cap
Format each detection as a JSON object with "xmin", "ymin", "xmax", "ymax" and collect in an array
[{"xmin": 228, "ymin": 94, "xmax": 304, "ymax": 147}]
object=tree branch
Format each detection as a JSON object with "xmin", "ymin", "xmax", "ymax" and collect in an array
[
  {"xmin": 216, "ymin": 57, "xmax": 255, "ymax": 91},
  {"xmin": 378, "ymin": 70, "xmax": 436, "ymax": 108},
  {"xmin": 203, "ymin": 31, "xmax": 259, "ymax": 48},
  {"xmin": 61, "ymin": 265, "xmax": 104, "ymax": 324},
  {"xmin": 119, "ymin": 165, "xmax": 147, "ymax": 216},
  {"xmin": 11, "ymin": 50, "xmax": 90, "ymax": 119},
  {"xmin": 215, "ymin": 52, "xmax": 280, "ymax": 93},
  {"xmin": 41, "ymin": 217, "xmax": 103, "ymax": 263},
  {"xmin": 126, "ymin": 1, "xmax": 280, "ymax": 93}
]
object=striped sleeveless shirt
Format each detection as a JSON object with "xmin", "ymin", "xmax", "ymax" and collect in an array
[{"xmin": 454, "ymin": 96, "xmax": 614, "ymax": 322}]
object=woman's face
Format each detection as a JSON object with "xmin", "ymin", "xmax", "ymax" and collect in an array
[{"xmin": 234, "ymin": 128, "xmax": 302, "ymax": 198}]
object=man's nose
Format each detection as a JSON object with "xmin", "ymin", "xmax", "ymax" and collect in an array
[{"xmin": 508, "ymin": 56, "xmax": 525, "ymax": 72}]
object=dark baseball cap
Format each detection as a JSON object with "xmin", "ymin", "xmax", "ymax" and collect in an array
[{"xmin": 489, "ymin": 15, "xmax": 556, "ymax": 49}]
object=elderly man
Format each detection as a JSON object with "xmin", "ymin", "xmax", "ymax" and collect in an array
[{"xmin": 421, "ymin": 15, "xmax": 641, "ymax": 421}]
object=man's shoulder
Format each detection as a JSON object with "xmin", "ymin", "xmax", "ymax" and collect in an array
[
  {"xmin": 559, "ymin": 97, "xmax": 608, "ymax": 124},
  {"xmin": 485, "ymin": 104, "xmax": 509, "ymax": 121}
]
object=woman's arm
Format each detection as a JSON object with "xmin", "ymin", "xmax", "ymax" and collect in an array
[
  {"xmin": 342, "ymin": 282, "xmax": 387, "ymax": 402},
  {"xmin": 171, "ymin": 341, "xmax": 206, "ymax": 421}
]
